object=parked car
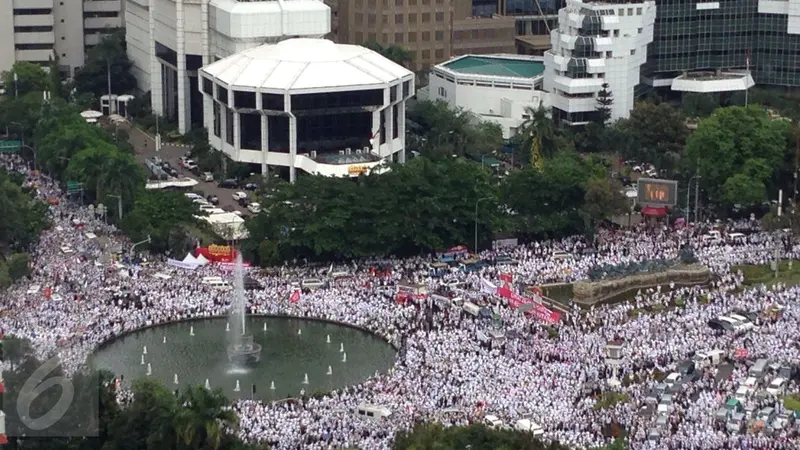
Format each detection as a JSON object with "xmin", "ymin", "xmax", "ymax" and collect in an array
[
  {"xmin": 203, "ymin": 172, "xmax": 214, "ymax": 182},
  {"xmin": 184, "ymin": 193, "xmax": 202, "ymax": 200},
  {"xmin": 219, "ymin": 179, "xmax": 238, "ymax": 189},
  {"xmin": 238, "ymin": 197, "xmax": 250, "ymax": 207},
  {"xmin": 244, "ymin": 183, "xmax": 258, "ymax": 191},
  {"xmin": 247, "ymin": 202, "xmax": 261, "ymax": 213},
  {"xmin": 178, "ymin": 156, "xmax": 189, "ymax": 167},
  {"xmin": 207, "ymin": 195, "xmax": 219, "ymax": 205},
  {"xmin": 185, "ymin": 160, "xmax": 198, "ymax": 170},
  {"xmin": 232, "ymin": 191, "xmax": 247, "ymax": 201}
]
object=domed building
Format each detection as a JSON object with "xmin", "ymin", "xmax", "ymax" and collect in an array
[{"xmin": 198, "ymin": 38, "xmax": 415, "ymax": 181}]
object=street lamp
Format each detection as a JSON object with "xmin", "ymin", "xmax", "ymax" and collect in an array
[
  {"xmin": 130, "ymin": 234, "xmax": 152, "ymax": 258},
  {"xmin": 108, "ymin": 194, "xmax": 123, "ymax": 220},
  {"xmin": 474, "ymin": 196, "xmax": 492, "ymax": 253},
  {"xmin": 437, "ymin": 130, "xmax": 455, "ymax": 147}
]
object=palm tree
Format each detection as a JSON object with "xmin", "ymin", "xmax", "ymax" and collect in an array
[
  {"xmin": 515, "ymin": 106, "xmax": 556, "ymax": 169},
  {"xmin": 173, "ymin": 385, "xmax": 239, "ymax": 450},
  {"xmin": 99, "ymin": 150, "xmax": 145, "ymax": 214}
]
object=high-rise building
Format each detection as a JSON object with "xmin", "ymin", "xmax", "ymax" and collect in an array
[
  {"xmin": 543, "ymin": 0, "xmax": 656, "ymax": 126},
  {"xmin": 646, "ymin": 0, "xmax": 800, "ymax": 89},
  {"xmin": 0, "ymin": 0, "xmax": 124, "ymax": 78},
  {"xmin": 334, "ymin": 0, "xmax": 516, "ymax": 72},
  {"xmin": 125, "ymin": 0, "xmax": 330, "ymax": 133}
]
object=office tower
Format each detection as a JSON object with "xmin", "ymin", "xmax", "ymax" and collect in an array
[
  {"xmin": 543, "ymin": 0, "xmax": 656, "ymax": 125},
  {"xmin": 125, "ymin": 0, "xmax": 330, "ymax": 134},
  {"xmin": 0, "ymin": 0, "xmax": 124, "ymax": 78}
]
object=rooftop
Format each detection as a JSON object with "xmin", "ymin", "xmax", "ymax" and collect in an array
[
  {"xmin": 201, "ymin": 38, "xmax": 412, "ymax": 91},
  {"xmin": 442, "ymin": 55, "xmax": 545, "ymax": 79}
]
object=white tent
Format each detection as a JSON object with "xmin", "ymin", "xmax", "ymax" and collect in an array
[
  {"xmin": 195, "ymin": 253, "xmax": 210, "ymax": 265},
  {"xmin": 182, "ymin": 253, "xmax": 199, "ymax": 264},
  {"xmin": 80, "ymin": 110, "xmax": 103, "ymax": 119}
]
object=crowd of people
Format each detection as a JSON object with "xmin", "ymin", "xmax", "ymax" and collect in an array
[{"xmin": 2, "ymin": 153, "xmax": 800, "ymax": 450}]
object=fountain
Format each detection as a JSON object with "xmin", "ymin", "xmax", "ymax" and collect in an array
[
  {"xmin": 190, "ymin": 326, "xmax": 195, "ymax": 336},
  {"xmin": 263, "ymin": 323, "xmax": 267, "ymax": 331},
  {"xmin": 173, "ymin": 373, "xmax": 179, "ymax": 384},
  {"xmin": 146, "ymin": 363, "xmax": 152, "ymax": 376},
  {"xmin": 142, "ymin": 345, "xmax": 148, "ymax": 355},
  {"xmin": 163, "ymin": 336, "xmax": 167, "ymax": 344},
  {"xmin": 326, "ymin": 335, "xmax": 331, "ymax": 343},
  {"xmin": 339, "ymin": 343, "xmax": 344, "ymax": 353},
  {"xmin": 302, "ymin": 373, "xmax": 309, "ymax": 384},
  {"xmin": 140, "ymin": 354, "xmax": 145, "ymax": 365},
  {"xmin": 226, "ymin": 323, "xmax": 230, "ymax": 332},
  {"xmin": 234, "ymin": 380, "xmax": 241, "ymax": 392},
  {"xmin": 226, "ymin": 253, "xmax": 262, "ymax": 364},
  {"xmin": 270, "ymin": 381, "xmax": 276, "ymax": 390},
  {"xmin": 342, "ymin": 352, "xmax": 347, "ymax": 363},
  {"xmin": 327, "ymin": 366, "xmax": 332, "ymax": 375},
  {"xmin": 298, "ymin": 328, "xmax": 302, "ymax": 335},
  {"xmin": 205, "ymin": 379, "xmax": 211, "ymax": 389}
]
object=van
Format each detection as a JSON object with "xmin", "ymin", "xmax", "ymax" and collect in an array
[
  {"xmin": 201, "ymin": 276, "xmax": 231, "ymax": 289},
  {"xmin": 484, "ymin": 415, "xmax": 505, "ymax": 430},
  {"xmin": 462, "ymin": 301, "xmax": 481, "ymax": 317},
  {"xmin": 552, "ymin": 250, "xmax": 572, "ymax": 260},
  {"xmin": 301, "ymin": 278, "xmax": 324, "ymax": 289},
  {"xmin": 356, "ymin": 404, "xmax": 391, "ymax": 419},
  {"xmin": 750, "ymin": 358, "xmax": 770, "ymax": 378},
  {"xmin": 514, "ymin": 419, "xmax": 544, "ymax": 436},
  {"xmin": 694, "ymin": 349, "xmax": 725, "ymax": 369}
]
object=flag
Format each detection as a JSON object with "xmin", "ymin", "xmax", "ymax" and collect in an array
[
  {"xmin": 480, "ymin": 278, "xmax": 497, "ymax": 294},
  {"xmin": 289, "ymin": 289, "xmax": 301, "ymax": 304},
  {"xmin": 327, "ymin": 263, "xmax": 334, "ymax": 276},
  {"xmin": 746, "ymin": 49, "xmax": 750, "ymax": 71}
]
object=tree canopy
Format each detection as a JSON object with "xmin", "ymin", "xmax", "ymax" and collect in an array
[
  {"xmin": 684, "ymin": 105, "xmax": 791, "ymax": 207},
  {"xmin": 1, "ymin": 61, "xmax": 50, "ymax": 98},
  {"xmin": 73, "ymin": 28, "xmax": 138, "ymax": 98}
]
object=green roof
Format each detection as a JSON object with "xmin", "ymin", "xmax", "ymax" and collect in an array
[{"xmin": 443, "ymin": 56, "xmax": 545, "ymax": 78}]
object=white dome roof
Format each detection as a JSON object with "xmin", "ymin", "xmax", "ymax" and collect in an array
[{"xmin": 201, "ymin": 38, "xmax": 412, "ymax": 91}]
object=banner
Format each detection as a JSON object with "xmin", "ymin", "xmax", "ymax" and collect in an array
[
  {"xmin": 496, "ymin": 285, "xmax": 560, "ymax": 324},
  {"xmin": 499, "ymin": 273, "xmax": 513, "ymax": 283},
  {"xmin": 290, "ymin": 290, "xmax": 301, "ymax": 304},
  {"xmin": 195, "ymin": 245, "xmax": 237, "ymax": 263},
  {"xmin": 480, "ymin": 278, "xmax": 497, "ymax": 294},
  {"xmin": 492, "ymin": 238, "xmax": 518, "ymax": 249},
  {"xmin": 167, "ymin": 259, "xmax": 200, "ymax": 270},
  {"xmin": 215, "ymin": 261, "xmax": 252, "ymax": 271}
]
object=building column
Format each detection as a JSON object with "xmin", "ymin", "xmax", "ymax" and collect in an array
[
  {"xmin": 397, "ymin": 100, "xmax": 407, "ymax": 163},
  {"xmin": 385, "ymin": 103, "xmax": 395, "ymax": 160},
  {"xmin": 288, "ymin": 113, "xmax": 297, "ymax": 183},
  {"xmin": 220, "ymin": 105, "xmax": 228, "ymax": 149},
  {"xmin": 201, "ymin": 0, "xmax": 210, "ymax": 65},
  {"xmin": 176, "ymin": 0, "xmax": 189, "ymax": 134},
  {"xmin": 165, "ymin": 66, "xmax": 176, "ymax": 119},
  {"xmin": 371, "ymin": 111, "xmax": 380, "ymax": 155},
  {"xmin": 260, "ymin": 113, "xmax": 269, "ymax": 175},
  {"xmin": 233, "ymin": 111, "xmax": 241, "ymax": 159},
  {"xmin": 149, "ymin": 0, "xmax": 163, "ymax": 116}
]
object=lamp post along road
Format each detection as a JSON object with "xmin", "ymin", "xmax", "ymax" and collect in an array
[{"xmin": 474, "ymin": 197, "xmax": 492, "ymax": 253}]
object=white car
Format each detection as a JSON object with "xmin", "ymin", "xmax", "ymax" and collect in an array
[
  {"xmin": 184, "ymin": 193, "xmax": 202, "ymax": 200},
  {"xmin": 664, "ymin": 372, "xmax": 682, "ymax": 387},
  {"xmin": 184, "ymin": 160, "xmax": 198, "ymax": 170},
  {"xmin": 766, "ymin": 377, "xmax": 787, "ymax": 396},
  {"xmin": 247, "ymin": 202, "xmax": 261, "ymax": 213},
  {"xmin": 203, "ymin": 172, "xmax": 214, "ymax": 182},
  {"xmin": 232, "ymin": 191, "xmax": 247, "ymax": 201}
]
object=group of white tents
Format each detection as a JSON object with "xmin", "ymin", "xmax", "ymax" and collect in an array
[{"xmin": 167, "ymin": 252, "xmax": 211, "ymax": 270}]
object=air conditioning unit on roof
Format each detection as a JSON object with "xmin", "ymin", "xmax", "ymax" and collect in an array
[
  {"xmin": 345, "ymin": 148, "xmax": 352, "ymax": 155},
  {"xmin": 310, "ymin": 150, "xmax": 317, "ymax": 158}
]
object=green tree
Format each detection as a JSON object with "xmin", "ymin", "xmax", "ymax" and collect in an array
[
  {"xmin": 682, "ymin": 92, "xmax": 720, "ymax": 118},
  {"xmin": 0, "ymin": 168, "xmax": 50, "ymax": 254},
  {"xmin": 394, "ymin": 423, "xmax": 564, "ymax": 450},
  {"xmin": 514, "ymin": 106, "xmax": 557, "ymax": 169},
  {"xmin": 1, "ymin": 61, "xmax": 49, "ymax": 97},
  {"xmin": 120, "ymin": 190, "xmax": 203, "ymax": 255},
  {"xmin": 173, "ymin": 385, "xmax": 239, "ymax": 450},
  {"xmin": 596, "ymin": 82, "xmax": 613, "ymax": 125},
  {"xmin": 360, "ymin": 40, "xmax": 411, "ymax": 66},
  {"xmin": 580, "ymin": 177, "xmax": 630, "ymax": 230},
  {"xmin": 684, "ymin": 105, "xmax": 790, "ymax": 206},
  {"xmin": 614, "ymin": 102, "xmax": 688, "ymax": 174},
  {"xmin": 73, "ymin": 28, "xmax": 137, "ymax": 97}
]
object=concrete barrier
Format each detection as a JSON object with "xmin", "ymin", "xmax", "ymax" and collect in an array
[{"xmin": 572, "ymin": 263, "xmax": 711, "ymax": 306}]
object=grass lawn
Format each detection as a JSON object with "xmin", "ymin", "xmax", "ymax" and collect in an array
[{"xmin": 733, "ymin": 261, "xmax": 800, "ymax": 287}]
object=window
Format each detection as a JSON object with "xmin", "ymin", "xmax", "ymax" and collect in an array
[
  {"xmin": 636, "ymin": 7, "xmax": 642, "ymax": 15},
  {"xmin": 83, "ymin": 11, "xmax": 118, "ymax": 18},
  {"xmin": 355, "ymin": 31, "xmax": 363, "ymax": 42},
  {"xmin": 422, "ymin": 49, "xmax": 430, "ymax": 59},
  {"xmin": 422, "ymin": 31, "xmax": 430, "ymax": 41},
  {"xmin": 14, "ymin": 43, "xmax": 53, "ymax": 50},
  {"xmin": 435, "ymin": 12, "xmax": 444, "ymax": 22},
  {"xmin": 613, "ymin": 29, "xmax": 619, "ymax": 37},
  {"xmin": 395, "ymin": 32, "xmax": 403, "ymax": 43},
  {"xmin": 618, "ymin": 8, "xmax": 623, "ymax": 15},
  {"xmin": 409, "ymin": 0, "xmax": 416, "ymax": 4},
  {"xmin": 422, "ymin": 13, "xmax": 430, "ymax": 22},
  {"xmin": 14, "ymin": 26, "xmax": 53, "ymax": 33},
  {"xmin": 638, "ymin": 28, "xmax": 642, "ymax": 34},
  {"xmin": 13, "ymin": 8, "xmax": 52, "ymax": 15},
  {"xmin": 435, "ymin": 31, "xmax": 444, "ymax": 41},
  {"xmin": 627, "ymin": 8, "xmax": 633, "ymax": 15},
  {"xmin": 435, "ymin": 49, "xmax": 443, "ymax": 59},
  {"xmin": 355, "ymin": 13, "xmax": 363, "ymax": 25},
  {"xmin": 408, "ymin": 32, "xmax": 417, "ymax": 42},
  {"xmin": 630, "ymin": 49, "xmax": 635, "ymax": 55},
  {"xmin": 382, "ymin": 14, "xmax": 388, "ymax": 24},
  {"xmin": 409, "ymin": 13, "xmax": 417, "ymax": 23},
  {"xmin": 606, "ymin": 51, "xmax": 612, "ymax": 58},
  {"xmin": 395, "ymin": 13, "xmax": 403, "ymax": 24},
  {"xmin": 368, "ymin": 32, "xmax": 376, "ymax": 41},
  {"xmin": 437, "ymin": 86, "xmax": 446, "ymax": 98},
  {"xmin": 395, "ymin": 0, "xmax": 403, "ymax": 4}
]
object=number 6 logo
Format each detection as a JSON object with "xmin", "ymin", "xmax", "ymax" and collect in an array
[{"xmin": 17, "ymin": 357, "xmax": 75, "ymax": 431}]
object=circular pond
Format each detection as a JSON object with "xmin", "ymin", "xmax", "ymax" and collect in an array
[{"xmin": 92, "ymin": 316, "xmax": 397, "ymax": 401}]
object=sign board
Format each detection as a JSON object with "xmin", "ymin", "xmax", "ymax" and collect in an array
[
  {"xmin": 67, "ymin": 181, "xmax": 82, "ymax": 194},
  {"xmin": 0, "ymin": 140, "xmax": 21, "ymax": 153},
  {"xmin": 637, "ymin": 178, "xmax": 678, "ymax": 207},
  {"xmin": 347, "ymin": 165, "xmax": 369, "ymax": 175}
]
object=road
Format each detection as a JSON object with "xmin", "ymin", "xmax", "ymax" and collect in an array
[{"xmin": 116, "ymin": 121, "xmax": 249, "ymax": 214}]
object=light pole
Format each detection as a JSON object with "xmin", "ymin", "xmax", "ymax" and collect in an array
[
  {"xmin": 130, "ymin": 235, "xmax": 152, "ymax": 259},
  {"xmin": 474, "ymin": 196, "xmax": 492, "ymax": 253},
  {"xmin": 437, "ymin": 130, "xmax": 454, "ymax": 148}
]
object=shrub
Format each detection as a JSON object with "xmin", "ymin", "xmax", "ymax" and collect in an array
[{"xmin": 7, "ymin": 253, "xmax": 30, "ymax": 281}]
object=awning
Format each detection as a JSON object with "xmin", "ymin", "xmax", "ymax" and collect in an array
[{"xmin": 642, "ymin": 206, "xmax": 667, "ymax": 217}]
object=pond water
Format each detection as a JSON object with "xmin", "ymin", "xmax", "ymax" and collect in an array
[{"xmin": 92, "ymin": 317, "xmax": 397, "ymax": 401}]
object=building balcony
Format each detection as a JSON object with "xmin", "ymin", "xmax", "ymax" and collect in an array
[
  {"xmin": 85, "ymin": 17, "xmax": 121, "ymax": 30},
  {"xmin": 548, "ymin": 74, "xmax": 604, "ymax": 95},
  {"xmin": 14, "ymin": 31, "xmax": 55, "ymax": 45},
  {"xmin": 83, "ymin": 0, "xmax": 122, "ymax": 13},
  {"xmin": 13, "ymin": 0, "xmax": 53, "ymax": 8},
  {"xmin": 16, "ymin": 48, "xmax": 55, "ymax": 63},
  {"xmin": 550, "ymin": 93, "xmax": 596, "ymax": 113},
  {"xmin": 14, "ymin": 15, "xmax": 55, "ymax": 27}
]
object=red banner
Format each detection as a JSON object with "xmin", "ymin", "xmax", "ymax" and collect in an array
[
  {"xmin": 290, "ymin": 290, "xmax": 301, "ymax": 304},
  {"xmin": 396, "ymin": 292, "xmax": 428, "ymax": 304},
  {"xmin": 499, "ymin": 273, "xmax": 513, "ymax": 283},
  {"xmin": 195, "ymin": 245, "xmax": 238, "ymax": 263},
  {"xmin": 496, "ymin": 285, "xmax": 560, "ymax": 324}
]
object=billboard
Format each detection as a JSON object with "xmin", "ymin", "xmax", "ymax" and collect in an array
[{"xmin": 637, "ymin": 178, "xmax": 678, "ymax": 207}]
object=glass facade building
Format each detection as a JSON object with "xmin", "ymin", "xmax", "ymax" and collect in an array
[{"xmin": 647, "ymin": 0, "xmax": 800, "ymax": 87}]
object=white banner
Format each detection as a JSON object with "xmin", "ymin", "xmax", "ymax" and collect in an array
[
  {"xmin": 480, "ymin": 278, "xmax": 497, "ymax": 294},
  {"xmin": 167, "ymin": 259, "xmax": 200, "ymax": 270}
]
